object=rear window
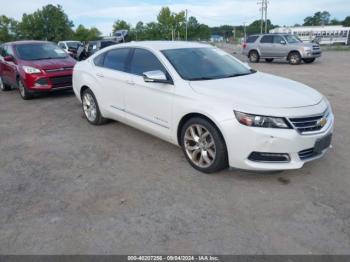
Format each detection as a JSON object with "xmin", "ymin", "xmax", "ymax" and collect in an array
[
  {"xmin": 100, "ymin": 41, "xmax": 116, "ymax": 49},
  {"xmin": 246, "ymin": 35, "xmax": 259, "ymax": 43}
]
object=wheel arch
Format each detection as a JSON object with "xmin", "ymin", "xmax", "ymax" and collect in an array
[
  {"xmin": 287, "ymin": 50, "xmax": 301, "ymax": 60},
  {"xmin": 176, "ymin": 112, "xmax": 227, "ymax": 149}
]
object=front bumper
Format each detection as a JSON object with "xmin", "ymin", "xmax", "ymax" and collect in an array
[
  {"xmin": 220, "ymin": 112, "xmax": 334, "ymax": 171},
  {"xmin": 23, "ymin": 71, "xmax": 73, "ymax": 92},
  {"xmin": 301, "ymin": 50, "xmax": 322, "ymax": 59}
]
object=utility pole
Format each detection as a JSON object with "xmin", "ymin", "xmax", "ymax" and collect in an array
[
  {"xmin": 258, "ymin": 0, "xmax": 269, "ymax": 34},
  {"xmin": 264, "ymin": 0, "xmax": 269, "ymax": 33},
  {"xmin": 243, "ymin": 22, "xmax": 247, "ymax": 40},
  {"xmin": 185, "ymin": 9, "xmax": 188, "ymax": 41}
]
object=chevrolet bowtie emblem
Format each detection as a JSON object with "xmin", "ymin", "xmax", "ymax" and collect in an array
[{"xmin": 317, "ymin": 118, "xmax": 327, "ymax": 127}]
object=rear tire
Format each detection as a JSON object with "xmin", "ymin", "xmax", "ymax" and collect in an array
[
  {"xmin": 288, "ymin": 52, "xmax": 301, "ymax": 65},
  {"xmin": 303, "ymin": 58, "xmax": 315, "ymax": 64},
  {"xmin": 249, "ymin": 50, "xmax": 260, "ymax": 63},
  {"xmin": 265, "ymin": 58, "xmax": 274, "ymax": 63},
  {"xmin": 0, "ymin": 76, "xmax": 11, "ymax": 91},
  {"xmin": 180, "ymin": 117, "xmax": 228, "ymax": 173},
  {"xmin": 81, "ymin": 88, "xmax": 108, "ymax": 125},
  {"xmin": 17, "ymin": 78, "xmax": 32, "ymax": 100}
]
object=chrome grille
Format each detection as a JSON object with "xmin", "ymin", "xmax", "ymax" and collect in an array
[{"xmin": 289, "ymin": 110, "xmax": 329, "ymax": 134}]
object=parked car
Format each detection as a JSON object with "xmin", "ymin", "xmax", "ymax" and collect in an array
[
  {"xmin": 0, "ymin": 41, "xmax": 76, "ymax": 99},
  {"xmin": 58, "ymin": 41, "xmax": 82, "ymax": 54},
  {"xmin": 242, "ymin": 34, "xmax": 322, "ymax": 65},
  {"xmin": 73, "ymin": 41, "xmax": 333, "ymax": 173},
  {"xmin": 86, "ymin": 40, "xmax": 118, "ymax": 57}
]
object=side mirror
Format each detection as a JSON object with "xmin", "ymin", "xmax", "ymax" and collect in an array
[
  {"xmin": 4, "ymin": 56, "xmax": 14, "ymax": 62},
  {"xmin": 143, "ymin": 70, "xmax": 173, "ymax": 84},
  {"xmin": 280, "ymin": 40, "xmax": 286, "ymax": 45}
]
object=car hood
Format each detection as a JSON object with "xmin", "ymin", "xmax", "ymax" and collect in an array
[
  {"xmin": 21, "ymin": 57, "xmax": 76, "ymax": 70},
  {"xmin": 189, "ymin": 72, "xmax": 323, "ymax": 108}
]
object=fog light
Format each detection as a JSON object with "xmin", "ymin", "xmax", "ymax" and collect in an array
[
  {"xmin": 35, "ymin": 78, "xmax": 49, "ymax": 86},
  {"xmin": 248, "ymin": 152, "xmax": 290, "ymax": 163}
]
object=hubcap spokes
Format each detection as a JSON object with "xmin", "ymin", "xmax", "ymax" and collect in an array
[
  {"xmin": 0, "ymin": 77, "xmax": 3, "ymax": 90},
  {"xmin": 19, "ymin": 82, "xmax": 25, "ymax": 96},
  {"xmin": 184, "ymin": 124, "xmax": 216, "ymax": 168},
  {"xmin": 83, "ymin": 93, "xmax": 97, "ymax": 122}
]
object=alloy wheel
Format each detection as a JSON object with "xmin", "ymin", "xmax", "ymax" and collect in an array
[
  {"xmin": 184, "ymin": 124, "xmax": 216, "ymax": 168},
  {"xmin": 83, "ymin": 93, "xmax": 97, "ymax": 122}
]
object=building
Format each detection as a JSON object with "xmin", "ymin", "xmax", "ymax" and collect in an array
[{"xmin": 270, "ymin": 25, "xmax": 350, "ymax": 45}]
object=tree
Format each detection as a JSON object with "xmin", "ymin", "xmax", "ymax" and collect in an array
[
  {"xmin": 246, "ymin": 19, "xmax": 275, "ymax": 34},
  {"xmin": 73, "ymin": 24, "xmax": 102, "ymax": 41},
  {"xmin": 18, "ymin": 4, "xmax": 74, "ymax": 42},
  {"xmin": 330, "ymin": 18, "xmax": 341, "ymax": 25},
  {"xmin": 0, "ymin": 15, "xmax": 19, "ymax": 42},
  {"xmin": 343, "ymin": 16, "xmax": 350, "ymax": 27},
  {"xmin": 112, "ymin": 20, "xmax": 130, "ymax": 33},
  {"xmin": 157, "ymin": 7, "xmax": 186, "ymax": 40},
  {"xmin": 303, "ymin": 11, "xmax": 331, "ymax": 26}
]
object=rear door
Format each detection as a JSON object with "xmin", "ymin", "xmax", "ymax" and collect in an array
[
  {"xmin": 92, "ymin": 48, "xmax": 132, "ymax": 120},
  {"xmin": 258, "ymin": 35, "xmax": 274, "ymax": 57}
]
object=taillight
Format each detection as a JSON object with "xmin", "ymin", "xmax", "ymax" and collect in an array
[{"xmin": 243, "ymin": 43, "xmax": 247, "ymax": 49}]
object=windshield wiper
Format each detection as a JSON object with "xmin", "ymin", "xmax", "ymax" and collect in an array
[
  {"xmin": 190, "ymin": 77, "xmax": 218, "ymax": 81},
  {"xmin": 223, "ymin": 69, "xmax": 257, "ymax": 78}
]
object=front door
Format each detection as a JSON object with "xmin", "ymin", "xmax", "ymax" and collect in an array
[{"xmin": 124, "ymin": 48, "xmax": 173, "ymax": 140}]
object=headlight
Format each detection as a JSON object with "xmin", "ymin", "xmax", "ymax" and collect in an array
[
  {"xmin": 22, "ymin": 66, "xmax": 41, "ymax": 74},
  {"xmin": 234, "ymin": 111, "xmax": 291, "ymax": 129}
]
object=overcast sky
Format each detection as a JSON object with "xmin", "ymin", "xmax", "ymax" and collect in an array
[{"xmin": 1, "ymin": 0, "xmax": 349, "ymax": 35}]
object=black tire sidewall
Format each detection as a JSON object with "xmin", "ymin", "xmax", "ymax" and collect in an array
[
  {"xmin": 180, "ymin": 117, "xmax": 228, "ymax": 173},
  {"xmin": 249, "ymin": 51, "xmax": 260, "ymax": 63},
  {"xmin": 0, "ymin": 76, "xmax": 11, "ymax": 91},
  {"xmin": 17, "ymin": 79, "xmax": 32, "ymax": 100}
]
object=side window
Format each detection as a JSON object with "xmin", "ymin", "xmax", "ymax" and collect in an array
[
  {"xmin": 246, "ymin": 35, "xmax": 259, "ymax": 43},
  {"xmin": 1, "ymin": 45, "xmax": 8, "ymax": 57},
  {"xmin": 93, "ymin": 53, "xmax": 105, "ymax": 67},
  {"xmin": 273, "ymin": 35, "xmax": 284, "ymax": 43},
  {"xmin": 129, "ymin": 48, "xmax": 167, "ymax": 76},
  {"xmin": 6, "ymin": 46, "xmax": 15, "ymax": 57},
  {"xmin": 58, "ymin": 43, "xmax": 66, "ymax": 49},
  {"xmin": 103, "ymin": 48, "xmax": 130, "ymax": 72},
  {"xmin": 0, "ymin": 45, "xmax": 4, "ymax": 57},
  {"xmin": 260, "ymin": 35, "xmax": 273, "ymax": 43}
]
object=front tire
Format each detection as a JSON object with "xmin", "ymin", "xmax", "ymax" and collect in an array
[
  {"xmin": 81, "ymin": 88, "xmax": 108, "ymax": 125},
  {"xmin": 303, "ymin": 58, "xmax": 315, "ymax": 64},
  {"xmin": 249, "ymin": 50, "xmax": 260, "ymax": 63},
  {"xmin": 0, "ymin": 76, "xmax": 11, "ymax": 91},
  {"xmin": 288, "ymin": 52, "xmax": 301, "ymax": 65},
  {"xmin": 181, "ymin": 117, "xmax": 228, "ymax": 173},
  {"xmin": 17, "ymin": 78, "xmax": 32, "ymax": 100}
]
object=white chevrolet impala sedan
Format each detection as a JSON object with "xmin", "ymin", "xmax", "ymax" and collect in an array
[{"xmin": 73, "ymin": 41, "xmax": 334, "ymax": 173}]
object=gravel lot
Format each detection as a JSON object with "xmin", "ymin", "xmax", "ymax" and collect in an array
[{"xmin": 0, "ymin": 49, "xmax": 350, "ymax": 254}]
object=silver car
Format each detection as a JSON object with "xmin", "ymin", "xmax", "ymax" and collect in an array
[{"xmin": 242, "ymin": 34, "xmax": 322, "ymax": 65}]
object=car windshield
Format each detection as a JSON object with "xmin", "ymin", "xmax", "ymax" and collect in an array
[
  {"xmin": 284, "ymin": 35, "xmax": 302, "ymax": 44},
  {"xmin": 16, "ymin": 43, "xmax": 68, "ymax": 60},
  {"xmin": 67, "ymin": 42, "xmax": 81, "ymax": 49},
  {"xmin": 162, "ymin": 47, "xmax": 253, "ymax": 81}
]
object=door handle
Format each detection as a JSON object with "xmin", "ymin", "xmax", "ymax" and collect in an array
[
  {"xmin": 96, "ymin": 73, "xmax": 104, "ymax": 78},
  {"xmin": 127, "ymin": 80, "xmax": 135, "ymax": 86}
]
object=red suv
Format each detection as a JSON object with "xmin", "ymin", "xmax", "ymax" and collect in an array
[{"xmin": 0, "ymin": 41, "xmax": 76, "ymax": 99}]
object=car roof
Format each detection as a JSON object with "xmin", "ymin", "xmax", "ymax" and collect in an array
[
  {"xmin": 109, "ymin": 41, "xmax": 211, "ymax": 51},
  {"xmin": 5, "ymin": 40, "xmax": 52, "ymax": 46}
]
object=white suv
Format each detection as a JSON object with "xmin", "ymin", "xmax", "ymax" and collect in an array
[{"xmin": 73, "ymin": 41, "xmax": 333, "ymax": 173}]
